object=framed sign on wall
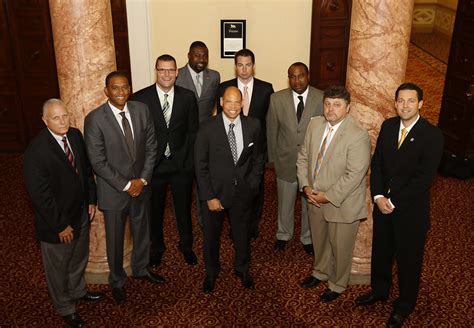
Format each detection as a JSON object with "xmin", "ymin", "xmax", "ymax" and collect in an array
[{"xmin": 221, "ymin": 20, "xmax": 246, "ymax": 58}]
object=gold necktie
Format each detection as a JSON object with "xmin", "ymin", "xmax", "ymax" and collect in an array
[
  {"xmin": 314, "ymin": 127, "xmax": 333, "ymax": 178},
  {"xmin": 398, "ymin": 127, "xmax": 407, "ymax": 149}
]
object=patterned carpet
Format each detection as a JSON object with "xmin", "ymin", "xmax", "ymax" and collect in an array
[
  {"xmin": 411, "ymin": 32, "xmax": 451, "ymax": 64},
  {"xmin": 2, "ymin": 49, "xmax": 472, "ymax": 327}
]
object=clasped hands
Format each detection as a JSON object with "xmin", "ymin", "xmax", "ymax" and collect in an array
[
  {"xmin": 127, "ymin": 178, "xmax": 145, "ymax": 198},
  {"xmin": 303, "ymin": 187, "xmax": 329, "ymax": 207}
]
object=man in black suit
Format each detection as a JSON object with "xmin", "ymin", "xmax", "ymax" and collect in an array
[
  {"xmin": 85, "ymin": 72, "xmax": 163, "ymax": 305},
  {"xmin": 131, "ymin": 55, "xmax": 199, "ymax": 267},
  {"xmin": 355, "ymin": 83, "xmax": 444, "ymax": 328},
  {"xmin": 195, "ymin": 86, "xmax": 265, "ymax": 293},
  {"xmin": 24, "ymin": 99, "xmax": 103, "ymax": 328},
  {"xmin": 216, "ymin": 48, "xmax": 274, "ymax": 240}
]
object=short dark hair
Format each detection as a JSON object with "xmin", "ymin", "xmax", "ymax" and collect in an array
[
  {"xmin": 105, "ymin": 71, "xmax": 129, "ymax": 87},
  {"xmin": 155, "ymin": 54, "xmax": 176, "ymax": 68},
  {"xmin": 234, "ymin": 48, "xmax": 255, "ymax": 65},
  {"xmin": 395, "ymin": 82, "xmax": 423, "ymax": 101},
  {"xmin": 189, "ymin": 41, "xmax": 208, "ymax": 51},
  {"xmin": 323, "ymin": 86, "xmax": 351, "ymax": 103},
  {"xmin": 288, "ymin": 62, "xmax": 309, "ymax": 75}
]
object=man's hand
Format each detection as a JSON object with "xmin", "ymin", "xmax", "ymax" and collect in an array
[
  {"xmin": 59, "ymin": 225, "xmax": 74, "ymax": 243},
  {"xmin": 88, "ymin": 205, "xmax": 97, "ymax": 222},
  {"xmin": 207, "ymin": 198, "xmax": 224, "ymax": 212},
  {"xmin": 303, "ymin": 186, "xmax": 321, "ymax": 207},
  {"xmin": 314, "ymin": 191, "xmax": 329, "ymax": 205},
  {"xmin": 375, "ymin": 197, "xmax": 394, "ymax": 214},
  {"xmin": 127, "ymin": 179, "xmax": 144, "ymax": 197}
]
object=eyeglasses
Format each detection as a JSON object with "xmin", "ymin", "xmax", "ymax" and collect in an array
[{"xmin": 156, "ymin": 68, "xmax": 177, "ymax": 74}]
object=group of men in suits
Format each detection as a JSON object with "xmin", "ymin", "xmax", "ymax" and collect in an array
[{"xmin": 24, "ymin": 34, "xmax": 443, "ymax": 327}]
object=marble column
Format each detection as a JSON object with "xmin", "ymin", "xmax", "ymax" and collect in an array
[
  {"xmin": 49, "ymin": 0, "xmax": 132, "ymax": 281},
  {"xmin": 346, "ymin": 0, "xmax": 415, "ymax": 281}
]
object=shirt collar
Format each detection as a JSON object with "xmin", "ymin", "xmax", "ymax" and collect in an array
[
  {"xmin": 222, "ymin": 113, "xmax": 241, "ymax": 128},
  {"xmin": 108, "ymin": 101, "xmax": 129, "ymax": 115},
  {"xmin": 400, "ymin": 115, "xmax": 420, "ymax": 132},
  {"xmin": 48, "ymin": 129, "xmax": 67, "ymax": 142},
  {"xmin": 292, "ymin": 86, "xmax": 309, "ymax": 99},
  {"xmin": 237, "ymin": 77, "xmax": 254, "ymax": 90},
  {"xmin": 156, "ymin": 84, "xmax": 174, "ymax": 98},
  {"xmin": 187, "ymin": 64, "xmax": 203, "ymax": 78}
]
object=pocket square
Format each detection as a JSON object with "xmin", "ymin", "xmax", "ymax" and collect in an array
[{"xmin": 248, "ymin": 142, "xmax": 254, "ymax": 147}]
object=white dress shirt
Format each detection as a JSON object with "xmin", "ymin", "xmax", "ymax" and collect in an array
[
  {"xmin": 292, "ymin": 87, "xmax": 309, "ymax": 113},
  {"xmin": 237, "ymin": 77, "xmax": 254, "ymax": 109},
  {"xmin": 108, "ymin": 102, "xmax": 135, "ymax": 139},
  {"xmin": 156, "ymin": 84, "xmax": 175, "ymax": 114}
]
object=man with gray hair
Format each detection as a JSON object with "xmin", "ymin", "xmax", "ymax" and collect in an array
[{"xmin": 24, "ymin": 99, "xmax": 103, "ymax": 328}]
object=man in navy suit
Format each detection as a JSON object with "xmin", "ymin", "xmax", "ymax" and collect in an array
[
  {"xmin": 131, "ymin": 55, "xmax": 199, "ymax": 267},
  {"xmin": 195, "ymin": 86, "xmax": 265, "ymax": 293},
  {"xmin": 216, "ymin": 48, "xmax": 273, "ymax": 240},
  {"xmin": 24, "ymin": 99, "xmax": 103, "ymax": 327},
  {"xmin": 355, "ymin": 83, "xmax": 444, "ymax": 328}
]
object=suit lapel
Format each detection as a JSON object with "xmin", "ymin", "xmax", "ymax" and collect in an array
[
  {"xmin": 248, "ymin": 79, "xmax": 259, "ymax": 116},
  {"xmin": 283, "ymin": 90, "xmax": 298, "ymax": 128},
  {"xmin": 217, "ymin": 114, "xmax": 235, "ymax": 164},
  {"xmin": 299, "ymin": 88, "xmax": 317, "ymax": 127},
  {"xmin": 45, "ymin": 130, "xmax": 77, "ymax": 175},
  {"xmin": 322, "ymin": 116, "xmax": 350, "ymax": 167},
  {"xmin": 127, "ymin": 102, "xmax": 139, "ymax": 160},
  {"xmin": 200, "ymin": 69, "xmax": 212, "ymax": 98},
  {"xmin": 236, "ymin": 116, "xmax": 251, "ymax": 166}
]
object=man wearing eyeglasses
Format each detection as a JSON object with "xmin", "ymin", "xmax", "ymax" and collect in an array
[{"xmin": 131, "ymin": 54, "xmax": 199, "ymax": 268}]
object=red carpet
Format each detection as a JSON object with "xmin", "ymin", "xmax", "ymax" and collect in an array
[{"xmin": 0, "ymin": 155, "xmax": 472, "ymax": 327}]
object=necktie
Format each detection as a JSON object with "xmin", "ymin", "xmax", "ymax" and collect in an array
[
  {"xmin": 195, "ymin": 74, "xmax": 202, "ymax": 97},
  {"xmin": 62, "ymin": 136, "xmax": 78, "ymax": 174},
  {"xmin": 313, "ymin": 127, "xmax": 333, "ymax": 178},
  {"xmin": 162, "ymin": 94, "xmax": 171, "ymax": 157},
  {"xmin": 243, "ymin": 86, "xmax": 250, "ymax": 116},
  {"xmin": 119, "ymin": 112, "xmax": 134, "ymax": 157},
  {"xmin": 296, "ymin": 96, "xmax": 304, "ymax": 123},
  {"xmin": 398, "ymin": 127, "xmax": 407, "ymax": 149},
  {"xmin": 228, "ymin": 123, "xmax": 238, "ymax": 165}
]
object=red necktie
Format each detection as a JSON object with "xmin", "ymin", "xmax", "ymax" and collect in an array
[{"xmin": 62, "ymin": 136, "xmax": 78, "ymax": 174}]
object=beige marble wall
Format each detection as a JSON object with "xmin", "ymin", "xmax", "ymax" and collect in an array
[
  {"xmin": 49, "ymin": 0, "xmax": 132, "ymax": 277},
  {"xmin": 346, "ymin": 0, "xmax": 415, "ymax": 277}
]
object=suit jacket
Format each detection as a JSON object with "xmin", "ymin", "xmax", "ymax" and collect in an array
[
  {"xmin": 84, "ymin": 101, "xmax": 157, "ymax": 210},
  {"xmin": 24, "ymin": 127, "xmax": 97, "ymax": 243},
  {"xmin": 371, "ymin": 116, "xmax": 443, "ymax": 217},
  {"xmin": 194, "ymin": 113, "xmax": 265, "ymax": 208},
  {"xmin": 130, "ymin": 84, "xmax": 199, "ymax": 174},
  {"xmin": 216, "ymin": 78, "xmax": 274, "ymax": 150},
  {"xmin": 175, "ymin": 65, "xmax": 220, "ymax": 123},
  {"xmin": 297, "ymin": 115, "xmax": 371, "ymax": 223},
  {"xmin": 267, "ymin": 86, "xmax": 324, "ymax": 182}
]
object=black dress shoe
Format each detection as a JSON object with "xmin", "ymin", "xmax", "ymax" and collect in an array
[
  {"xmin": 303, "ymin": 244, "xmax": 314, "ymax": 255},
  {"xmin": 203, "ymin": 275, "xmax": 216, "ymax": 294},
  {"xmin": 149, "ymin": 252, "xmax": 163, "ymax": 267},
  {"xmin": 112, "ymin": 287, "xmax": 126, "ymax": 304},
  {"xmin": 320, "ymin": 289, "xmax": 341, "ymax": 302},
  {"xmin": 80, "ymin": 291, "xmax": 104, "ymax": 302},
  {"xmin": 135, "ymin": 270, "xmax": 166, "ymax": 284},
  {"xmin": 300, "ymin": 276, "xmax": 322, "ymax": 289},
  {"xmin": 387, "ymin": 312, "xmax": 406, "ymax": 328},
  {"xmin": 235, "ymin": 271, "xmax": 255, "ymax": 289},
  {"xmin": 355, "ymin": 292, "xmax": 388, "ymax": 306},
  {"xmin": 62, "ymin": 313, "xmax": 84, "ymax": 327},
  {"xmin": 273, "ymin": 240, "xmax": 287, "ymax": 251},
  {"xmin": 182, "ymin": 250, "xmax": 198, "ymax": 265}
]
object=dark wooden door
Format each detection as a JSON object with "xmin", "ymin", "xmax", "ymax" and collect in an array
[
  {"xmin": 438, "ymin": 0, "xmax": 474, "ymax": 159},
  {"xmin": 0, "ymin": 0, "xmax": 59, "ymax": 153},
  {"xmin": 110, "ymin": 0, "xmax": 132, "ymax": 90},
  {"xmin": 309, "ymin": 0, "xmax": 352, "ymax": 89}
]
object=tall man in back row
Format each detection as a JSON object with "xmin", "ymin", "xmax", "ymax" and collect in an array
[
  {"xmin": 355, "ymin": 83, "xmax": 444, "ymax": 328},
  {"xmin": 266, "ymin": 62, "xmax": 324, "ymax": 254},
  {"xmin": 216, "ymin": 48, "xmax": 274, "ymax": 240}
]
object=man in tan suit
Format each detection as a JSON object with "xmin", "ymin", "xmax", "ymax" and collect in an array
[
  {"xmin": 296, "ymin": 86, "xmax": 371, "ymax": 302},
  {"xmin": 267, "ymin": 62, "xmax": 324, "ymax": 254}
]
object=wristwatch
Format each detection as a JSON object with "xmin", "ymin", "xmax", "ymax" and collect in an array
[{"xmin": 140, "ymin": 178, "xmax": 148, "ymax": 186}]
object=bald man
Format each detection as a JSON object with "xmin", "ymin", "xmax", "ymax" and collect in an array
[{"xmin": 195, "ymin": 86, "xmax": 264, "ymax": 293}]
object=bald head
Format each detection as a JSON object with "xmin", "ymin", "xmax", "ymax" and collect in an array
[
  {"xmin": 42, "ymin": 98, "xmax": 70, "ymax": 136},
  {"xmin": 220, "ymin": 86, "xmax": 242, "ymax": 122}
]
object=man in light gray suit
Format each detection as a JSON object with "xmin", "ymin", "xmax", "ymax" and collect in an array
[
  {"xmin": 267, "ymin": 62, "xmax": 324, "ymax": 254},
  {"xmin": 84, "ymin": 71, "xmax": 164, "ymax": 305},
  {"xmin": 176, "ymin": 41, "xmax": 220, "ymax": 123}
]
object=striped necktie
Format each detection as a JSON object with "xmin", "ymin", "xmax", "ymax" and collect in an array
[
  {"xmin": 162, "ymin": 94, "xmax": 171, "ymax": 157},
  {"xmin": 313, "ymin": 127, "xmax": 333, "ymax": 178},
  {"xmin": 62, "ymin": 136, "xmax": 78, "ymax": 174},
  {"xmin": 228, "ymin": 123, "xmax": 238, "ymax": 165}
]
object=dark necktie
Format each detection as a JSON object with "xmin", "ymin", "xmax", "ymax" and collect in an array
[
  {"xmin": 162, "ymin": 94, "xmax": 171, "ymax": 157},
  {"xmin": 62, "ymin": 136, "xmax": 78, "ymax": 174},
  {"xmin": 119, "ymin": 112, "xmax": 134, "ymax": 157},
  {"xmin": 228, "ymin": 123, "xmax": 238, "ymax": 165},
  {"xmin": 296, "ymin": 95, "xmax": 304, "ymax": 123}
]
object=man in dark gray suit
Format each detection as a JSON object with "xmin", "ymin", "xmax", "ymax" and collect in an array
[
  {"xmin": 176, "ymin": 41, "xmax": 220, "ymax": 123},
  {"xmin": 84, "ymin": 71, "xmax": 163, "ymax": 305},
  {"xmin": 267, "ymin": 62, "xmax": 324, "ymax": 255}
]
